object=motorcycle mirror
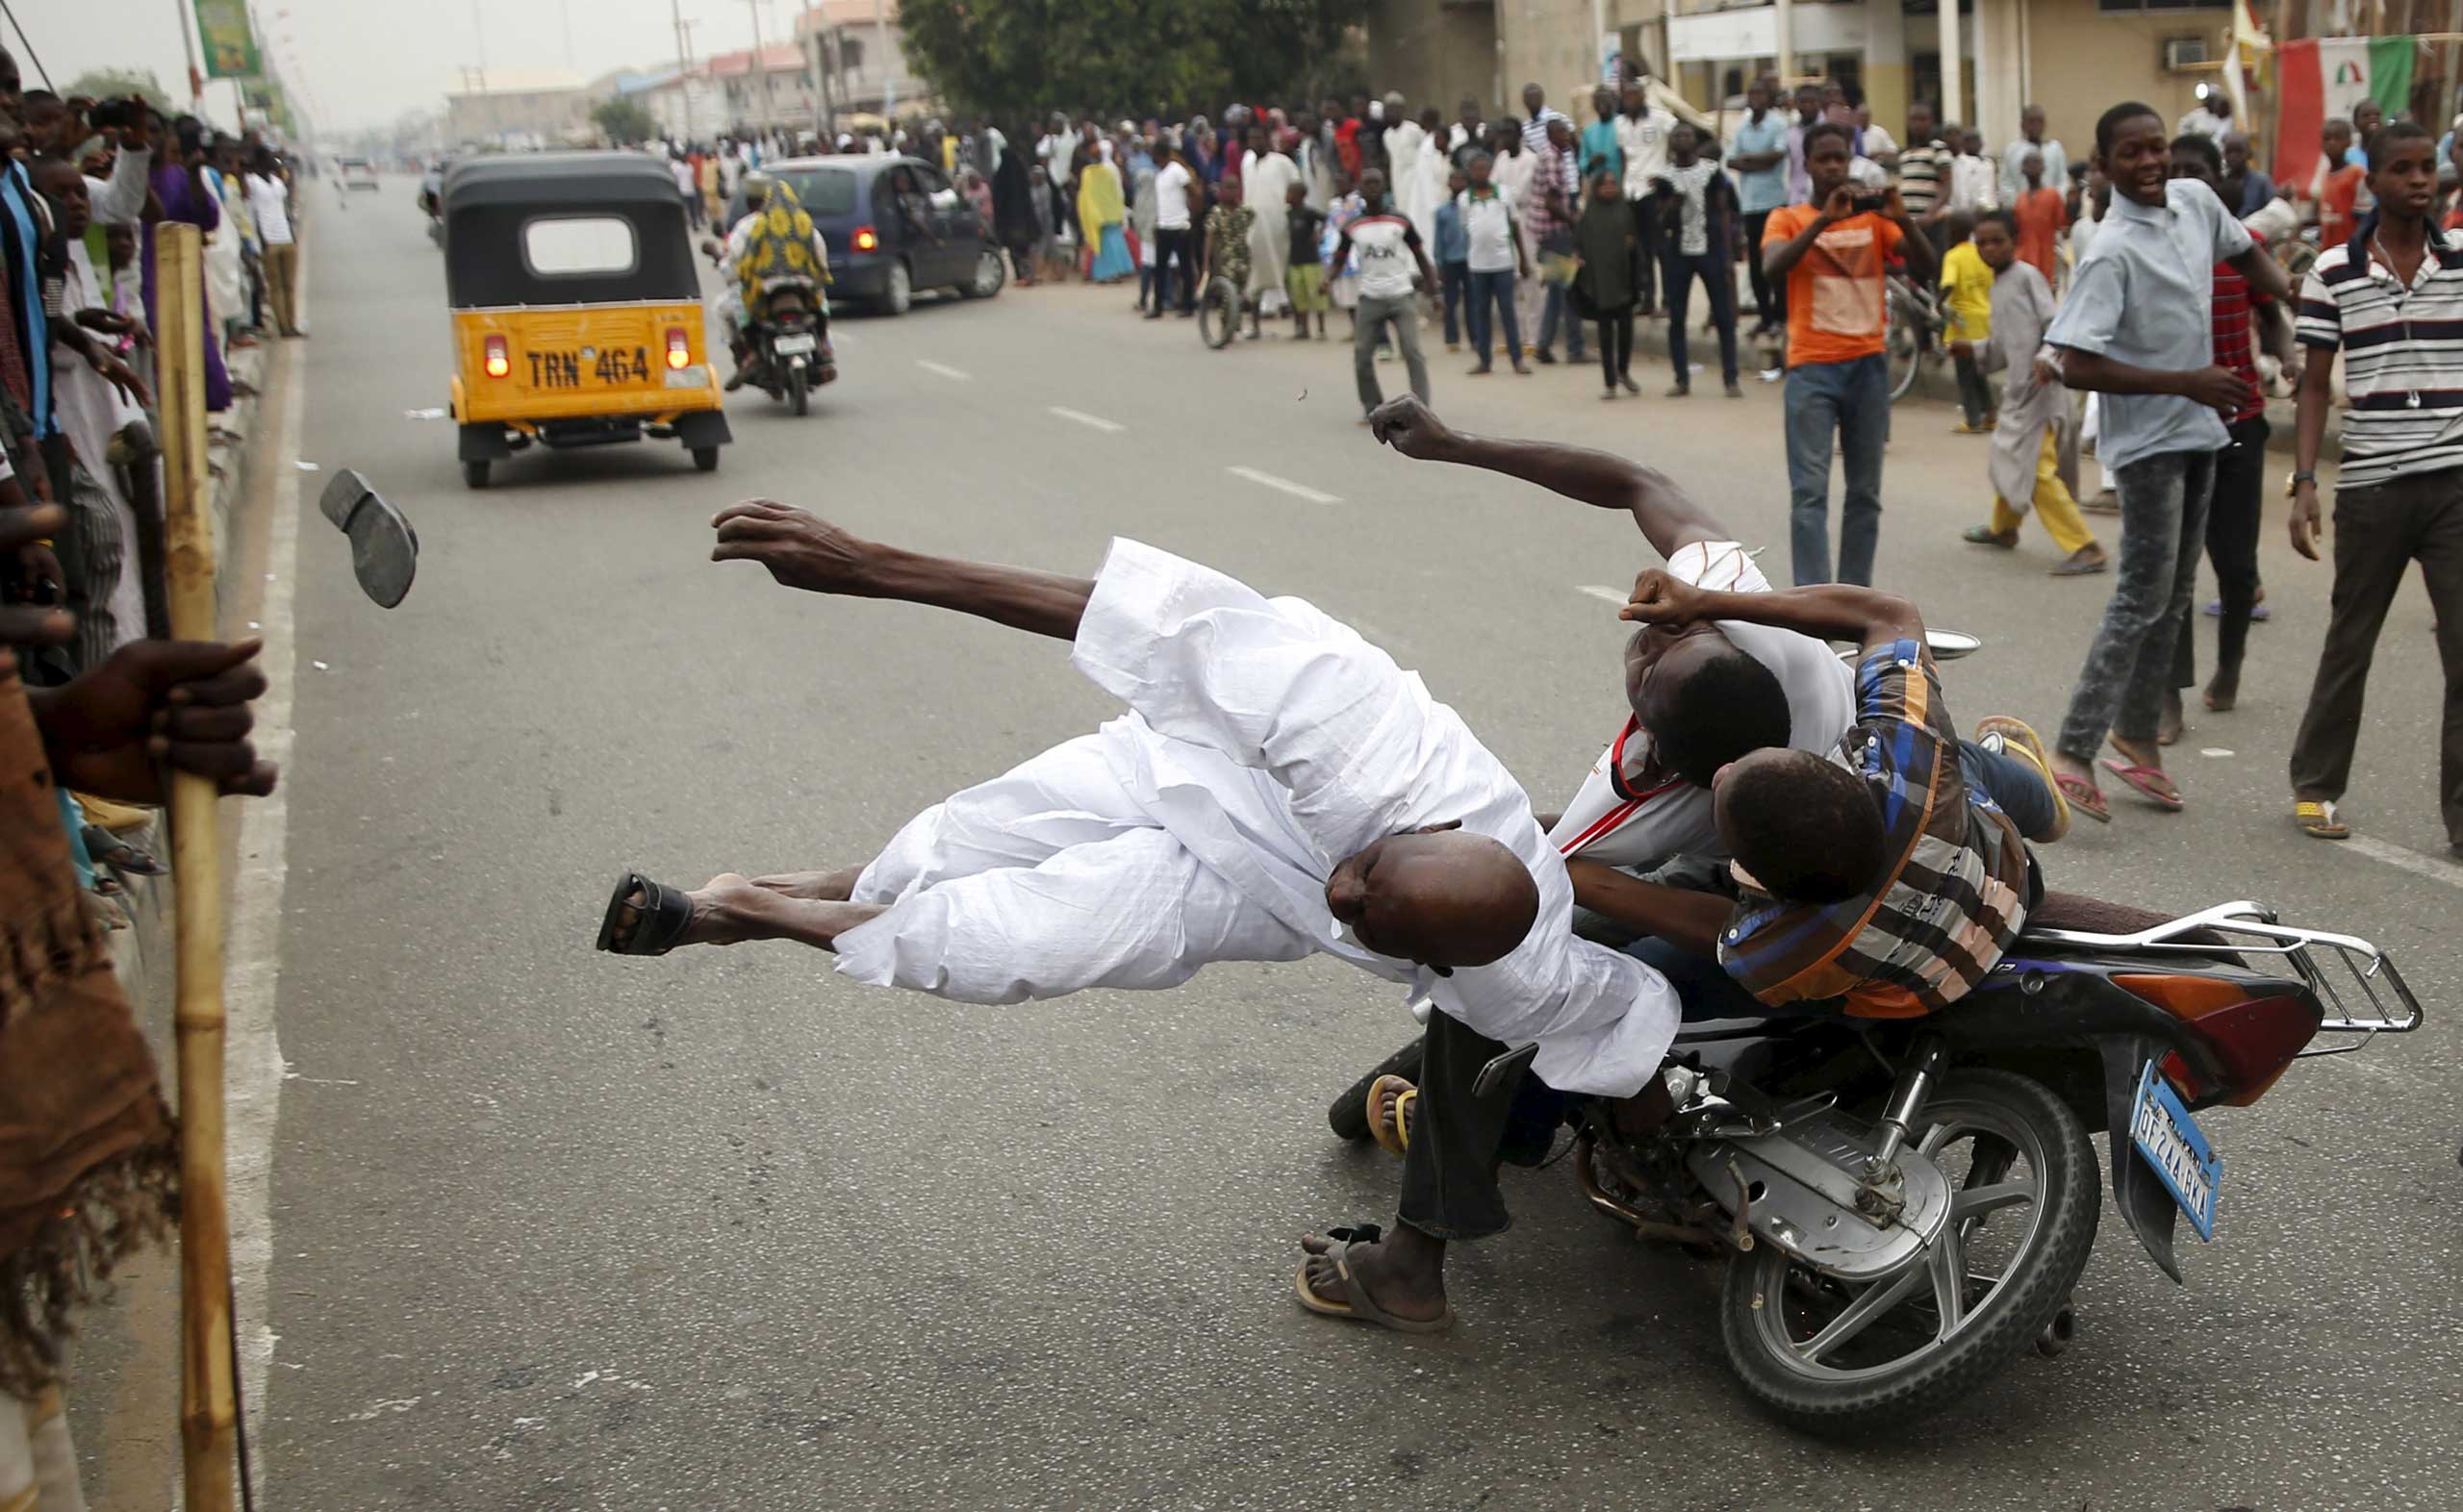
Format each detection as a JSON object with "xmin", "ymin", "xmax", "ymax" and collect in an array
[
  {"xmin": 1926, "ymin": 628, "xmax": 1982, "ymax": 661},
  {"xmin": 317, "ymin": 468, "xmax": 419, "ymax": 608}
]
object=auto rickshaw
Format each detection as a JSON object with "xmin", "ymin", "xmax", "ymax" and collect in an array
[{"xmin": 444, "ymin": 153, "xmax": 730, "ymax": 489}]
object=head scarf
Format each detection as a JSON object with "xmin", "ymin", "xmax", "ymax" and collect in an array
[{"xmin": 740, "ymin": 177, "xmax": 825, "ymax": 306}]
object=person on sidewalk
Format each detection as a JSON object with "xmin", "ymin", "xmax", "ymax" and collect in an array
[
  {"xmin": 2284, "ymin": 122, "xmax": 2463, "ymax": 854},
  {"xmin": 2012, "ymin": 149, "xmax": 2067, "ymax": 287},
  {"xmin": 1729, "ymin": 78, "xmax": 1790, "ymax": 336},
  {"xmin": 1763, "ymin": 122, "xmax": 1938, "ymax": 584},
  {"xmin": 1526, "ymin": 117, "xmax": 1587, "ymax": 367},
  {"xmin": 2001, "ymin": 104, "xmax": 2069, "ymax": 210},
  {"xmin": 1432, "ymin": 167, "xmax": 1470, "ymax": 352},
  {"xmin": 243, "ymin": 147, "xmax": 300, "ymax": 339},
  {"xmin": 1458, "ymin": 152, "xmax": 1531, "ymax": 376},
  {"xmin": 1331, "ymin": 168, "xmax": 1435, "ymax": 419},
  {"xmin": 2039, "ymin": 102, "xmax": 2291, "ymax": 825},
  {"xmin": 1574, "ymin": 170, "xmax": 1643, "ymax": 398},
  {"xmin": 1958, "ymin": 211, "xmax": 2107, "ymax": 576},
  {"xmin": 2168, "ymin": 132, "xmax": 2299, "ymax": 724},
  {"xmin": 1651, "ymin": 123, "xmax": 1741, "ymax": 399},
  {"xmin": 1284, "ymin": 180, "xmax": 1330, "ymax": 340},
  {"xmin": 1615, "ymin": 77, "xmax": 1677, "ymax": 317},
  {"xmin": 1579, "ymin": 87, "xmax": 1623, "ymax": 193},
  {"xmin": 1940, "ymin": 213, "xmax": 1997, "ymax": 433}
]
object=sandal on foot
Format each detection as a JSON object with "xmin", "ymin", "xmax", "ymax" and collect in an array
[
  {"xmin": 2049, "ymin": 547, "xmax": 2109, "ymax": 576},
  {"xmin": 2053, "ymin": 771, "xmax": 2111, "ymax": 824},
  {"xmin": 1975, "ymin": 718, "xmax": 2069, "ymax": 843},
  {"xmin": 1368, "ymin": 1075, "xmax": 1416, "ymax": 1158},
  {"xmin": 596, "ymin": 869, "xmax": 695, "ymax": 955},
  {"xmin": 1962, "ymin": 524, "xmax": 2020, "ymax": 548},
  {"xmin": 83, "ymin": 824, "xmax": 166, "ymax": 876},
  {"xmin": 2100, "ymin": 758, "xmax": 2183, "ymax": 812},
  {"xmin": 1293, "ymin": 1225, "xmax": 1454, "ymax": 1334},
  {"xmin": 2294, "ymin": 799, "xmax": 2350, "ymax": 839}
]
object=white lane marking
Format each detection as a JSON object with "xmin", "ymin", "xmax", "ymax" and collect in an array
[
  {"xmin": 2343, "ymin": 834, "xmax": 2463, "ymax": 889},
  {"xmin": 1048, "ymin": 405, "xmax": 1125, "ymax": 434},
  {"xmin": 228, "ymin": 325, "xmax": 307, "ymax": 1484},
  {"xmin": 1577, "ymin": 585, "xmax": 1628, "ymax": 606},
  {"xmin": 915, "ymin": 359, "xmax": 971, "ymax": 380},
  {"xmin": 1226, "ymin": 466, "xmax": 1340, "ymax": 504}
]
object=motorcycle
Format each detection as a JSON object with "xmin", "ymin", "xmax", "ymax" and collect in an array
[
  {"xmin": 1332, "ymin": 864, "xmax": 2422, "ymax": 1434},
  {"xmin": 741, "ymin": 282, "xmax": 834, "ymax": 416}
]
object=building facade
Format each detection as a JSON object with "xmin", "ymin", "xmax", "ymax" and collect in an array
[
  {"xmin": 443, "ymin": 68, "xmax": 596, "ymax": 149},
  {"xmin": 798, "ymin": 0, "xmax": 931, "ymax": 132}
]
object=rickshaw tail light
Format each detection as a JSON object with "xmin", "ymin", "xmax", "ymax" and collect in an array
[
  {"xmin": 483, "ymin": 335, "xmax": 509, "ymax": 379},
  {"xmin": 665, "ymin": 327, "xmax": 690, "ymax": 369},
  {"xmin": 852, "ymin": 225, "xmax": 878, "ymax": 252}
]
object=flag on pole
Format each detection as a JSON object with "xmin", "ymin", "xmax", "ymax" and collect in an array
[{"xmin": 2273, "ymin": 36, "xmax": 2417, "ymax": 193}]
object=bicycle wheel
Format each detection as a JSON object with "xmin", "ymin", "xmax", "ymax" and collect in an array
[
  {"xmin": 1198, "ymin": 278, "xmax": 1238, "ymax": 349},
  {"xmin": 1885, "ymin": 285, "xmax": 1928, "ymax": 403}
]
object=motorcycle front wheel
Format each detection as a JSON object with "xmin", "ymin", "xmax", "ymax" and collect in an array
[{"xmin": 1717, "ymin": 1069, "xmax": 2098, "ymax": 1434}]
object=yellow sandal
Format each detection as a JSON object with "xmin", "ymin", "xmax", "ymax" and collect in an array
[
  {"xmin": 1367, "ymin": 1074, "xmax": 1416, "ymax": 1158},
  {"xmin": 2294, "ymin": 799, "xmax": 2350, "ymax": 840}
]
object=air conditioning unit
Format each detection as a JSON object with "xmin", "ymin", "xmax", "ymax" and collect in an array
[{"xmin": 2163, "ymin": 36, "xmax": 2214, "ymax": 72}]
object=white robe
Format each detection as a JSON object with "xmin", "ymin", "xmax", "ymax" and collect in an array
[
  {"xmin": 1243, "ymin": 150, "xmax": 1299, "ymax": 315},
  {"xmin": 1406, "ymin": 136, "xmax": 1450, "ymax": 251},
  {"xmin": 1383, "ymin": 121, "xmax": 1430, "ymax": 237},
  {"xmin": 833, "ymin": 540, "xmax": 1682, "ymax": 1099},
  {"xmin": 53, "ymin": 244, "xmax": 149, "ymax": 651}
]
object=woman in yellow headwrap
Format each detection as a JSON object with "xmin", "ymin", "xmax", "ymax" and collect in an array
[{"xmin": 1078, "ymin": 154, "xmax": 1133, "ymax": 283}]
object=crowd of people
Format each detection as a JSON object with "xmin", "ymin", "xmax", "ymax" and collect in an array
[
  {"xmin": 0, "ymin": 46, "xmax": 287, "ymax": 1500},
  {"xmin": 920, "ymin": 76, "xmax": 2457, "ymax": 856}
]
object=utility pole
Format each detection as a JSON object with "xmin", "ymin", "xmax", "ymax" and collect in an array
[
  {"xmin": 810, "ymin": 24, "xmax": 835, "ymax": 144},
  {"xmin": 748, "ymin": 0, "xmax": 777, "ymax": 137},
  {"xmin": 671, "ymin": 0, "xmax": 698, "ymax": 140}
]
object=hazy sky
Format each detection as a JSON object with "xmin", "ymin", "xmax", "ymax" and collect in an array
[{"xmin": 18, "ymin": 0, "xmax": 799, "ymax": 134}]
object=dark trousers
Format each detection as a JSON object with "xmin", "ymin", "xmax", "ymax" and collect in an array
[
  {"xmin": 1596, "ymin": 309, "xmax": 1634, "ymax": 386},
  {"xmin": 2174, "ymin": 416, "xmax": 2271, "ymax": 689},
  {"xmin": 1953, "ymin": 351, "xmax": 1994, "ymax": 427},
  {"xmin": 1636, "ymin": 206, "xmax": 1662, "ymax": 313},
  {"xmin": 1740, "ymin": 209, "xmax": 1781, "ymax": 327},
  {"xmin": 1663, "ymin": 250, "xmax": 1738, "ymax": 388},
  {"xmin": 1439, "ymin": 261, "xmax": 1471, "ymax": 345},
  {"xmin": 2288, "ymin": 464, "xmax": 2463, "ymax": 844},
  {"xmin": 1151, "ymin": 227, "xmax": 1194, "ymax": 312}
]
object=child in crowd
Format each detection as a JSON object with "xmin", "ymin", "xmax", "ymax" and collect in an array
[
  {"xmin": 1201, "ymin": 189, "xmax": 1260, "ymax": 340},
  {"xmin": 2012, "ymin": 149, "xmax": 2066, "ymax": 287},
  {"xmin": 1939, "ymin": 212, "xmax": 1996, "ymax": 434},
  {"xmin": 1433, "ymin": 167, "xmax": 1470, "ymax": 351},
  {"xmin": 1284, "ymin": 180, "xmax": 1329, "ymax": 340},
  {"xmin": 1958, "ymin": 211, "xmax": 2107, "ymax": 576},
  {"xmin": 2315, "ymin": 119, "xmax": 2367, "ymax": 246},
  {"xmin": 1324, "ymin": 174, "xmax": 1367, "ymax": 332},
  {"xmin": 1573, "ymin": 169, "xmax": 1643, "ymax": 398}
]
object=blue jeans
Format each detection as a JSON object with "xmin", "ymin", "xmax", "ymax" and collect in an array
[
  {"xmin": 1466, "ymin": 267, "xmax": 1521, "ymax": 367},
  {"xmin": 1439, "ymin": 261, "xmax": 1471, "ymax": 345},
  {"xmin": 1538, "ymin": 278, "xmax": 1587, "ymax": 359},
  {"xmin": 1783, "ymin": 353, "xmax": 1890, "ymax": 585},
  {"xmin": 1959, "ymin": 738, "xmax": 2061, "ymax": 844}
]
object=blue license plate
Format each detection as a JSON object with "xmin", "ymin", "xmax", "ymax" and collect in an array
[{"xmin": 2129, "ymin": 1061, "xmax": 2221, "ymax": 1241}]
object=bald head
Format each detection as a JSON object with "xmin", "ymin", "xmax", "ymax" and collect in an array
[{"xmin": 1325, "ymin": 828, "xmax": 1540, "ymax": 972}]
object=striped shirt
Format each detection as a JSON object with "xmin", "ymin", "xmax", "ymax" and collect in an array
[
  {"xmin": 1895, "ymin": 139, "xmax": 1950, "ymax": 220},
  {"xmin": 1522, "ymin": 142, "xmax": 1580, "ymax": 244},
  {"xmin": 2296, "ymin": 225, "xmax": 2463, "ymax": 490},
  {"xmin": 1718, "ymin": 642, "xmax": 2032, "ymax": 1020},
  {"xmin": 1521, "ymin": 107, "xmax": 1571, "ymax": 159}
]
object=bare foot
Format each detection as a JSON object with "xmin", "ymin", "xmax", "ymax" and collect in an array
[
  {"xmin": 748, "ymin": 866, "xmax": 863, "ymax": 901},
  {"xmin": 1298, "ymin": 1225, "xmax": 1448, "ymax": 1323},
  {"xmin": 2157, "ymin": 692, "xmax": 2186, "ymax": 747},
  {"xmin": 2204, "ymin": 670, "xmax": 2239, "ymax": 713}
]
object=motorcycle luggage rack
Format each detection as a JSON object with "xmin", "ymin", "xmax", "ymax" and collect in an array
[{"xmin": 2020, "ymin": 899, "xmax": 2424, "ymax": 1054}]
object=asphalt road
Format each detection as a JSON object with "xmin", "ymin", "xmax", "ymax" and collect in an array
[{"xmin": 82, "ymin": 183, "xmax": 2463, "ymax": 1510}]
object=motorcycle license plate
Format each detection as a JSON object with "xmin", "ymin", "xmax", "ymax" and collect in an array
[
  {"xmin": 2129, "ymin": 1062, "xmax": 2221, "ymax": 1241},
  {"xmin": 774, "ymin": 334, "xmax": 819, "ymax": 355}
]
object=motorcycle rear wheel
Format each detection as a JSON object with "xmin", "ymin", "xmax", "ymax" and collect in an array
[
  {"xmin": 788, "ymin": 364, "xmax": 809, "ymax": 416},
  {"xmin": 1717, "ymin": 1069, "xmax": 2097, "ymax": 1434}
]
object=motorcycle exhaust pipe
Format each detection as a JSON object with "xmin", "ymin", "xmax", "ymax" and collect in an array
[{"xmin": 2035, "ymin": 1304, "xmax": 2077, "ymax": 1358}]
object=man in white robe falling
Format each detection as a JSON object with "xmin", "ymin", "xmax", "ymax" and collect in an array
[
  {"xmin": 597, "ymin": 504, "xmax": 1684, "ymax": 1322},
  {"xmin": 1241, "ymin": 125, "xmax": 1298, "ymax": 318}
]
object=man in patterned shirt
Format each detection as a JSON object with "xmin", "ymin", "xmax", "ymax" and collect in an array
[{"xmin": 1524, "ymin": 115, "xmax": 1586, "ymax": 365}]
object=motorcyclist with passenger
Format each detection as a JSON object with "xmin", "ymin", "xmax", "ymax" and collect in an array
[{"xmin": 703, "ymin": 172, "xmax": 834, "ymax": 392}]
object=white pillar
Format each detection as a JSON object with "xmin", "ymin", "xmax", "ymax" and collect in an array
[
  {"xmin": 1774, "ymin": 0, "xmax": 1794, "ymax": 81},
  {"xmin": 1940, "ymin": 0, "xmax": 1964, "ymax": 126},
  {"xmin": 1972, "ymin": 0, "xmax": 2023, "ymax": 156}
]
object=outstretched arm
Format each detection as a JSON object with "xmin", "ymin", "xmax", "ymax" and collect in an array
[
  {"xmin": 711, "ymin": 501, "xmax": 1093, "ymax": 641},
  {"xmin": 1622, "ymin": 567, "xmax": 1921, "ymax": 653},
  {"xmin": 1367, "ymin": 395, "xmax": 1727, "ymax": 557}
]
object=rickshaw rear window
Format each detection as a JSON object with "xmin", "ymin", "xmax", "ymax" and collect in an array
[
  {"xmin": 522, "ymin": 216, "xmax": 640, "ymax": 277},
  {"xmin": 780, "ymin": 168, "xmax": 856, "ymax": 216}
]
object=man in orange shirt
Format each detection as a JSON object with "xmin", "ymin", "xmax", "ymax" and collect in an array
[
  {"xmin": 1763, "ymin": 121, "xmax": 1940, "ymax": 585},
  {"xmin": 2012, "ymin": 148, "xmax": 2067, "ymax": 286},
  {"xmin": 2316, "ymin": 119, "xmax": 2368, "ymax": 247}
]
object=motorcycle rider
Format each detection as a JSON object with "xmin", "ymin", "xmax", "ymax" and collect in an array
[
  {"xmin": 1306, "ymin": 405, "xmax": 2071, "ymax": 1332},
  {"xmin": 705, "ymin": 173, "xmax": 833, "ymax": 392}
]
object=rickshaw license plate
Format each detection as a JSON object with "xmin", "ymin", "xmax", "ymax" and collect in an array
[
  {"xmin": 526, "ymin": 347, "xmax": 656, "ymax": 389},
  {"xmin": 2129, "ymin": 1062, "xmax": 2220, "ymax": 1241}
]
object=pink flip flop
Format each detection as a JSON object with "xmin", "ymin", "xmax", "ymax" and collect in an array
[
  {"xmin": 2053, "ymin": 771, "xmax": 2111, "ymax": 824},
  {"xmin": 2100, "ymin": 759, "xmax": 2183, "ymax": 812}
]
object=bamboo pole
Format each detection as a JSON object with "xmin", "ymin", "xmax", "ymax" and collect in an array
[{"xmin": 156, "ymin": 221, "xmax": 239, "ymax": 1512}]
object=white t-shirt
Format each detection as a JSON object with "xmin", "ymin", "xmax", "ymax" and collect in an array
[
  {"xmin": 1544, "ymin": 540, "xmax": 1855, "ymax": 869},
  {"xmin": 1616, "ymin": 108, "xmax": 1677, "ymax": 199},
  {"xmin": 243, "ymin": 172, "xmax": 292, "ymax": 244},
  {"xmin": 1656, "ymin": 160, "xmax": 1719, "ymax": 256},
  {"xmin": 670, "ymin": 160, "xmax": 696, "ymax": 198},
  {"xmin": 1155, "ymin": 161, "xmax": 1193, "ymax": 230},
  {"xmin": 1460, "ymin": 189, "xmax": 1516, "ymax": 273},
  {"xmin": 1341, "ymin": 213, "xmax": 1423, "ymax": 300}
]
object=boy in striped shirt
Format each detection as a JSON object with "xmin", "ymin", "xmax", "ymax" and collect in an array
[{"xmin": 2286, "ymin": 122, "xmax": 2463, "ymax": 853}]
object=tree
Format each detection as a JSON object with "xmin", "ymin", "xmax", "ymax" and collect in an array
[
  {"xmin": 593, "ymin": 95, "xmax": 660, "ymax": 147},
  {"xmin": 64, "ymin": 67, "xmax": 172, "ymax": 112},
  {"xmin": 898, "ymin": 0, "xmax": 1365, "ymax": 125}
]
